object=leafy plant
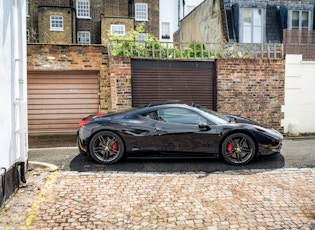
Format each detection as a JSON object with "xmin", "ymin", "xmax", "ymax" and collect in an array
[{"xmin": 104, "ymin": 23, "xmax": 220, "ymax": 59}]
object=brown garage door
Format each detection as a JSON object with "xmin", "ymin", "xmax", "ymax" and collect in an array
[
  {"xmin": 132, "ymin": 60, "xmax": 216, "ymax": 109},
  {"xmin": 28, "ymin": 71, "xmax": 99, "ymax": 133}
]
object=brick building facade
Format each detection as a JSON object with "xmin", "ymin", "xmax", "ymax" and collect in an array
[{"xmin": 27, "ymin": 0, "xmax": 159, "ymax": 44}]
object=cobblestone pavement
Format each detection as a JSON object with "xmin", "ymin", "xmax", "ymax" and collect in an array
[{"xmin": 0, "ymin": 167, "xmax": 314, "ymax": 230}]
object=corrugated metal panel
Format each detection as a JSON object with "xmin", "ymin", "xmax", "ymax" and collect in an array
[
  {"xmin": 28, "ymin": 71, "xmax": 99, "ymax": 133},
  {"xmin": 132, "ymin": 60, "xmax": 216, "ymax": 109}
]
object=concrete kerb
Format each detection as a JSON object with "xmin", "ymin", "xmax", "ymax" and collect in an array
[{"xmin": 28, "ymin": 161, "xmax": 59, "ymax": 172}]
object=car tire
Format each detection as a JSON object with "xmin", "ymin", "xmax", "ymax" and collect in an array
[
  {"xmin": 221, "ymin": 133, "xmax": 256, "ymax": 165},
  {"xmin": 89, "ymin": 131, "xmax": 125, "ymax": 164}
]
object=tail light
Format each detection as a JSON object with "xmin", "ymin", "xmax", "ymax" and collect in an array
[
  {"xmin": 79, "ymin": 119, "xmax": 90, "ymax": 127},
  {"xmin": 79, "ymin": 111, "xmax": 106, "ymax": 127}
]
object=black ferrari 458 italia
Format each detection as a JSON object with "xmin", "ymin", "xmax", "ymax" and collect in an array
[{"xmin": 78, "ymin": 102, "xmax": 283, "ymax": 165}]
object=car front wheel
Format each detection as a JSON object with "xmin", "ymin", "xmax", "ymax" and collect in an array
[
  {"xmin": 89, "ymin": 131, "xmax": 125, "ymax": 164},
  {"xmin": 221, "ymin": 133, "xmax": 256, "ymax": 165}
]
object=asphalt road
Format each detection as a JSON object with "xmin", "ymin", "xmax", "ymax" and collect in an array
[{"xmin": 28, "ymin": 138, "xmax": 315, "ymax": 173}]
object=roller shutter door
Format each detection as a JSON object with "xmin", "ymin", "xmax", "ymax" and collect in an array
[
  {"xmin": 28, "ymin": 71, "xmax": 99, "ymax": 133},
  {"xmin": 132, "ymin": 60, "xmax": 216, "ymax": 109}
]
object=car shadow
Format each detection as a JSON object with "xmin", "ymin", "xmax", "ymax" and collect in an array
[{"xmin": 69, "ymin": 153, "xmax": 285, "ymax": 174}]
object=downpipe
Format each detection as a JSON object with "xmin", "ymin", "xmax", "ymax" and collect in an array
[
  {"xmin": 19, "ymin": 162, "xmax": 27, "ymax": 183},
  {"xmin": 1, "ymin": 168, "xmax": 6, "ymax": 201}
]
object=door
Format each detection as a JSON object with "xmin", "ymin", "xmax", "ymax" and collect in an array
[
  {"xmin": 152, "ymin": 107, "xmax": 218, "ymax": 153},
  {"xmin": 132, "ymin": 60, "xmax": 216, "ymax": 109},
  {"xmin": 28, "ymin": 71, "xmax": 99, "ymax": 133}
]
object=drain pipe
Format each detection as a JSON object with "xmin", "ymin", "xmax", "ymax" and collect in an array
[
  {"xmin": 19, "ymin": 162, "xmax": 26, "ymax": 183},
  {"xmin": 1, "ymin": 168, "xmax": 6, "ymax": 201}
]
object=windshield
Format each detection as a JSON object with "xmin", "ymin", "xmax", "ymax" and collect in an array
[{"xmin": 192, "ymin": 104, "xmax": 230, "ymax": 124}]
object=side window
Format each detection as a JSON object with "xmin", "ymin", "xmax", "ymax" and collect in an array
[
  {"xmin": 288, "ymin": 10, "xmax": 312, "ymax": 30},
  {"xmin": 50, "ymin": 15, "xmax": 64, "ymax": 31},
  {"xmin": 77, "ymin": 0, "xmax": 90, "ymax": 19},
  {"xmin": 110, "ymin": 24, "xmax": 125, "ymax": 36},
  {"xmin": 142, "ymin": 111, "xmax": 158, "ymax": 120},
  {"xmin": 161, "ymin": 22, "xmax": 170, "ymax": 40},
  {"xmin": 240, "ymin": 8, "xmax": 264, "ymax": 43},
  {"xmin": 135, "ymin": 3, "xmax": 148, "ymax": 21},
  {"xmin": 157, "ymin": 108, "xmax": 207, "ymax": 125},
  {"xmin": 77, "ymin": 31, "xmax": 91, "ymax": 44}
]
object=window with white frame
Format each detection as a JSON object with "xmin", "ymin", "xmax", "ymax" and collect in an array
[
  {"xmin": 110, "ymin": 24, "xmax": 125, "ymax": 36},
  {"xmin": 77, "ymin": 31, "xmax": 91, "ymax": 44},
  {"xmin": 289, "ymin": 10, "xmax": 312, "ymax": 30},
  {"xmin": 77, "ymin": 0, "xmax": 90, "ymax": 18},
  {"xmin": 161, "ymin": 22, "xmax": 170, "ymax": 39},
  {"xmin": 135, "ymin": 3, "xmax": 148, "ymax": 21},
  {"xmin": 50, "ymin": 15, "xmax": 64, "ymax": 31},
  {"xmin": 136, "ymin": 33, "xmax": 148, "ymax": 41},
  {"xmin": 240, "ymin": 8, "xmax": 264, "ymax": 43}
]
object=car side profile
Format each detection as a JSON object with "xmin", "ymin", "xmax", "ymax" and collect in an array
[{"xmin": 77, "ymin": 102, "xmax": 283, "ymax": 165}]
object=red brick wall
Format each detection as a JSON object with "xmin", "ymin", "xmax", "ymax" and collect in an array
[
  {"xmin": 108, "ymin": 57, "xmax": 132, "ymax": 111},
  {"xmin": 217, "ymin": 59, "xmax": 285, "ymax": 130}
]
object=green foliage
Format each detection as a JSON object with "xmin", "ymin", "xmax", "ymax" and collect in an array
[{"xmin": 105, "ymin": 24, "xmax": 221, "ymax": 59}]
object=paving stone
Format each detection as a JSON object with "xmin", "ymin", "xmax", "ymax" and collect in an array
[{"xmin": 0, "ymin": 168, "xmax": 314, "ymax": 229}]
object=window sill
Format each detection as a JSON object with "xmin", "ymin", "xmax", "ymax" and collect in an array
[
  {"xmin": 77, "ymin": 17, "xmax": 92, "ymax": 19},
  {"xmin": 135, "ymin": 19, "xmax": 148, "ymax": 22},
  {"xmin": 50, "ymin": 29, "xmax": 64, "ymax": 32}
]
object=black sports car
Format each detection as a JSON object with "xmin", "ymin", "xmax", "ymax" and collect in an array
[{"xmin": 78, "ymin": 102, "xmax": 283, "ymax": 165}]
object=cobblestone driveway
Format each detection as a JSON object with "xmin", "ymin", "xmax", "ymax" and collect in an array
[{"xmin": 1, "ymin": 168, "xmax": 314, "ymax": 230}]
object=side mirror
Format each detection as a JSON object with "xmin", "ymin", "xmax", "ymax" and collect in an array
[{"xmin": 198, "ymin": 122, "xmax": 211, "ymax": 131}]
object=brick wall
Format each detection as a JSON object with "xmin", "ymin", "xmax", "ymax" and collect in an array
[
  {"xmin": 27, "ymin": 44, "xmax": 111, "ymax": 111},
  {"xmin": 134, "ymin": 0, "xmax": 159, "ymax": 38},
  {"xmin": 101, "ymin": 17, "xmax": 135, "ymax": 43},
  {"xmin": 108, "ymin": 57, "xmax": 132, "ymax": 111},
  {"xmin": 38, "ymin": 7, "xmax": 75, "ymax": 44},
  {"xmin": 217, "ymin": 58, "xmax": 285, "ymax": 130},
  {"xmin": 27, "ymin": 45, "xmax": 284, "ymax": 130},
  {"xmin": 76, "ymin": 0, "xmax": 104, "ymax": 44}
]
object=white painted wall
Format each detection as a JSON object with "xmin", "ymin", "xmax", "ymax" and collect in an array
[
  {"xmin": 281, "ymin": 55, "xmax": 315, "ymax": 135},
  {"xmin": 159, "ymin": 0, "xmax": 204, "ymax": 42},
  {"xmin": 0, "ymin": 0, "xmax": 28, "ymax": 170}
]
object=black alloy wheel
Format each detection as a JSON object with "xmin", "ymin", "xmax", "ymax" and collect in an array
[
  {"xmin": 221, "ymin": 133, "xmax": 256, "ymax": 165},
  {"xmin": 89, "ymin": 131, "xmax": 125, "ymax": 164}
]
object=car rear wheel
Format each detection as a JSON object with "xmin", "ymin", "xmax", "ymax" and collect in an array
[
  {"xmin": 89, "ymin": 131, "xmax": 125, "ymax": 164},
  {"xmin": 221, "ymin": 133, "xmax": 256, "ymax": 165}
]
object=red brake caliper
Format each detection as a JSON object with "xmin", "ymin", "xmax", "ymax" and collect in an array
[
  {"xmin": 227, "ymin": 142, "xmax": 233, "ymax": 156},
  {"xmin": 112, "ymin": 142, "xmax": 118, "ymax": 151}
]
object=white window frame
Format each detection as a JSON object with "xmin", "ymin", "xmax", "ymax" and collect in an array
[
  {"xmin": 136, "ymin": 33, "xmax": 148, "ymax": 41},
  {"xmin": 110, "ymin": 24, "xmax": 125, "ymax": 36},
  {"xmin": 288, "ymin": 10, "xmax": 313, "ymax": 30},
  {"xmin": 135, "ymin": 3, "xmax": 148, "ymax": 21},
  {"xmin": 239, "ymin": 8, "xmax": 265, "ymax": 43},
  {"xmin": 50, "ymin": 15, "xmax": 64, "ymax": 31},
  {"xmin": 161, "ymin": 22, "xmax": 170, "ymax": 40},
  {"xmin": 76, "ymin": 0, "xmax": 91, "ymax": 19},
  {"xmin": 77, "ymin": 31, "xmax": 91, "ymax": 44}
]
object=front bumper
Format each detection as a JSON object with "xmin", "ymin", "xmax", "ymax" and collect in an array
[{"xmin": 258, "ymin": 140, "xmax": 282, "ymax": 155}]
